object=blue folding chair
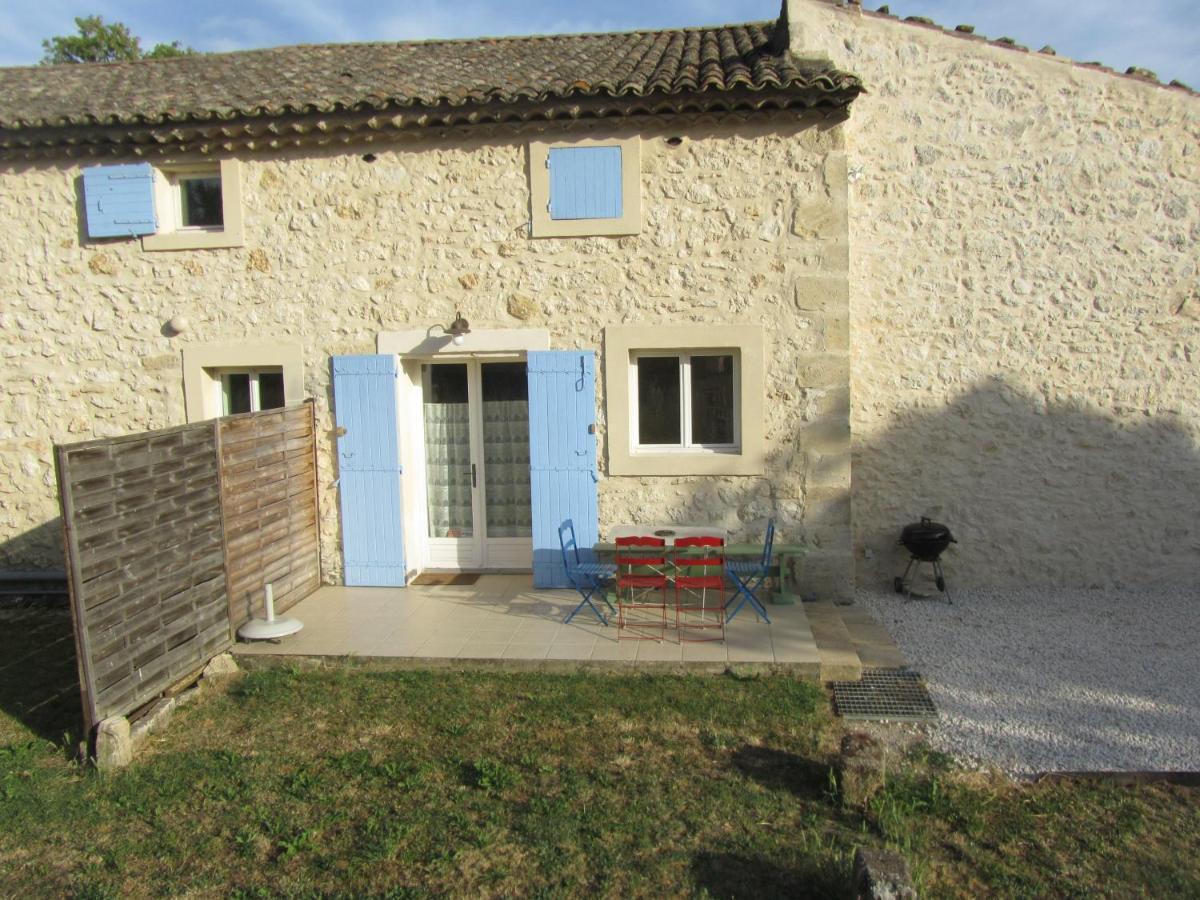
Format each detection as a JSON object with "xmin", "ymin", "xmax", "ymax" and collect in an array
[
  {"xmin": 726, "ymin": 518, "xmax": 775, "ymax": 624},
  {"xmin": 560, "ymin": 520, "xmax": 617, "ymax": 625}
]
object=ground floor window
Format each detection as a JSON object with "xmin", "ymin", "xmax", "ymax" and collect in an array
[
  {"xmin": 182, "ymin": 343, "xmax": 303, "ymax": 422},
  {"xmin": 219, "ymin": 368, "xmax": 286, "ymax": 415},
  {"xmin": 604, "ymin": 324, "xmax": 764, "ymax": 476},
  {"xmin": 633, "ymin": 352, "xmax": 738, "ymax": 451}
]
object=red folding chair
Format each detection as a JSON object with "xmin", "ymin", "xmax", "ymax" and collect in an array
[
  {"xmin": 615, "ymin": 536, "xmax": 668, "ymax": 642},
  {"xmin": 673, "ymin": 536, "xmax": 726, "ymax": 643}
]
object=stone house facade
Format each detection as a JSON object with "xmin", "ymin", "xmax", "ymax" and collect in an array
[{"xmin": 0, "ymin": 0, "xmax": 1196, "ymax": 596}]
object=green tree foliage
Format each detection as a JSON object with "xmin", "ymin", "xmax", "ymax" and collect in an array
[{"xmin": 40, "ymin": 15, "xmax": 195, "ymax": 64}]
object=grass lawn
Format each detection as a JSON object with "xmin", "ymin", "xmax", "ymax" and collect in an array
[{"xmin": 1, "ymin": 607, "xmax": 1198, "ymax": 898}]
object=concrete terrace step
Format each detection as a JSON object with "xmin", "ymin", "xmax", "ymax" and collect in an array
[
  {"xmin": 837, "ymin": 604, "xmax": 908, "ymax": 670},
  {"xmin": 804, "ymin": 600, "xmax": 863, "ymax": 681}
]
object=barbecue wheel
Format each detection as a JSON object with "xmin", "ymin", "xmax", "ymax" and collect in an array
[
  {"xmin": 894, "ymin": 577, "xmax": 905, "ymax": 594},
  {"xmin": 936, "ymin": 576, "xmax": 946, "ymax": 591}
]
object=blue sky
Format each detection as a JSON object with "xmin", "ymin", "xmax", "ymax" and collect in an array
[{"xmin": 2, "ymin": 1, "xmax": 1196, "ymax": 87}]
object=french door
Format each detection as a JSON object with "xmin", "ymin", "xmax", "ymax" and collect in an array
[{"xmin": 422, "ymin": 361, "xmax": 533, "ymax": 570}]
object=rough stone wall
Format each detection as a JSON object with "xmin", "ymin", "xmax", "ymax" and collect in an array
[
  {"xmin": 0, "ymin": 116, "xmax": 853, "ymax": 596},
  {"xmin": 793, "ymin": 0, "xmax": 1200, "ymax": 588}
]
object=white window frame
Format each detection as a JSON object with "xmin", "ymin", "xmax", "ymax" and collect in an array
[
  {"xmin": 630, "ymin": 350, "xmax": 741, "ymax": 454},
  {"xmin": 215, "ymin": 367, "xmax": 286, "ymax": 416},
  {"xmin": 528, "ymin": 136, "xmax": 641, "ymax": 238},
  {"xmin": 143, "ymin": 158, "xmax": 245, "ymax": 251}
]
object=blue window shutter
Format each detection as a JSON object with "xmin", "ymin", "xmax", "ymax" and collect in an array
[
  {"xmin": 82, "ymin": 163, "xmax": 157, "ymax": 238},
  {"xmin": 528, "ymin": 350, "xmax": 600, "ymax": 588},
  {"xmin": 332, "ymin": 354, "xmax": 407, "ymax": 587},
  {"xmin": 548, "ymin": 147, "xmax": 622, "ymax": 220}
]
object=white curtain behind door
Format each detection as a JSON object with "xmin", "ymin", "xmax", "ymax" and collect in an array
[
  {"xmin": 482, "ymin": 399, "xmax": 532, "ymax": 537},
  {"xmin": 423, "ymin": 403, "xmax": 473, "ymax": 538}
]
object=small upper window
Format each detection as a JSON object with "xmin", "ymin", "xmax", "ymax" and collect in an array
[
  {"xmin": 218, "ymin": 368, "xmax": 286, "ymax": 416},
  {"xmin": 142, "ymin": 158, "xmax": 244, "ymax": 251},
  {"xmin": 632, "ymin": 352, "xmax": 739, "ymax": 452},
  {"xmin": 529, "ymin": 137, "xmax": 641, "ymax": 238},
  {"xmin": 175, "ymin": 171, "xmax": 223, "ymax": 229}
]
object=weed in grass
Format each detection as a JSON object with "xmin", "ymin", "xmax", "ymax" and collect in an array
[
  {"xmin": 465, "ymin": 757, "xmax": 520, "ymax": 792},
  {"xmin": 700, "ymin": 728, "xmax": 732, "ymax": 752},
  {"xmin": 518, "ymin": 751, "xmax": 553, "ymax": 774},
  {"xmin": 329, "ymin": 748, "xmax": 374, "ymax": 777},
  {"xmin": 68, "ymin": 876, "xmax": 120, "ymax": 900},
  {"xmin": 276, "ymin": 828, "xmax": 314, "ymax": 861},
  {"xmin": 232, "ymin": 827, "xmax": 262, "ymax": 860}
]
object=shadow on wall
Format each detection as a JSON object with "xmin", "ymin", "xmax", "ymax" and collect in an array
[
  {"xmin": 854, "ymin": 377, "xmax": 1200, "ymax": 589},
  {"xmin": 0, "ymin": 519, "xmax": 65, "ymax": 572}
]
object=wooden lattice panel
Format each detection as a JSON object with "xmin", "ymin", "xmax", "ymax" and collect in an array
[
  {"xmin": 56, "ymin": 402, "xmax": 321, "ymax": 729},
  {"xmin": 57, "ymin": 423, "xmax": 230, "ymax": 727},
  {"xmin": 219, "ymin": 404, "xmax": 320, "ymax": 629}
]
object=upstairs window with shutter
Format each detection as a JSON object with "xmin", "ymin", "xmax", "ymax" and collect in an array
[
  {"xmin": 529, "ymin": 137, "xmax": 641, "ymax": 237},
  {"xmin": 81, "ymin": 159, "xmax": 244, "ymax": 251}
]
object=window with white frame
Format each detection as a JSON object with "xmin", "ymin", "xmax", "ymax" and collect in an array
[
  {"xmin": 604, "ymin": 324, "xmax": 763, "ymax": 476},
  {"xmin": 631, "ymin": 351, "xmax": 740, "ymax": 453},
  {"xmin": 216, "ymin": 368, "xmax": 286, "ymax": 416}
]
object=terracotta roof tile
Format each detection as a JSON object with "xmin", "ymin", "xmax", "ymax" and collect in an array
[{"xmin": 0, "ymin": 20, "xmax": 862, "ymax": 134}]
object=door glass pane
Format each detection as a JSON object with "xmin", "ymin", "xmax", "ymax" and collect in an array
[
  {"xmin": 481, "ymin": 363, "xmax": 532, "ymax": 538},
  {"xmin": 690, "ymin": 354, "xmax": 735, "ymax": 445},
  {"xmin": 423, "ymin": 364, "xmax": 473, "ymax": 539},
  {"xmin": 636, "ymin": 356, "xmax": 681, "ymax": 445},
  {"xmin": 258, "ymin": 371, "xmax": 285, "ymax": 410},
  {"xmin": 223, "ymin": 373, "xmax": 251, "ymax": 415}
]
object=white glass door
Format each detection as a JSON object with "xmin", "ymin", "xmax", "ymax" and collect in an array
[
  {"xmin": 478, "ymin": 362, "xmax": 533, "ymax": 569},
  {"xmin": 422, "ymin": 361, "xmax": 532, "ymax": 570}
]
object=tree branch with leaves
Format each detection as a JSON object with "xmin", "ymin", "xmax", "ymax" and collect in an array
[{"xmin": 41, "ymin": 15, "xmax": 196, "ymax": 64}]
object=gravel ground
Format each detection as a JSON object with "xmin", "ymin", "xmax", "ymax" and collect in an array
[{"xmin": 857, "ymin": 584, "xmax": 1200, "ymax": 776}]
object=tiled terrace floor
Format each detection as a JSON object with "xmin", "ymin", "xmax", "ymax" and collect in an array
[{"xmin": 233, "ymin": 574, "xmax": 821, "ymax": 674}]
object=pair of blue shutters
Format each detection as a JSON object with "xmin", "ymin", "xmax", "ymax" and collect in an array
[
  {"xmin": 331, "ymin": 351, "xmax": 598, "ymax": 589},
  {"xmin": 82, "ymin": 163, "xmax": 158, "ymax": 238},
  {"xmin": 548, "ymin": 146, "xmax": 622, "ymax": 221}
]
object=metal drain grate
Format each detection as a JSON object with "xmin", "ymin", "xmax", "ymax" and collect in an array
[{"xmin": 830, "ymin": 668, "xmax": 938, "ymax": 722}]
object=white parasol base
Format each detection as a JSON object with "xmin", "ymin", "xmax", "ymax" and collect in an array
[{"xmin": 237, "ymin": 582, "xmax": 304, "ymax": 641}]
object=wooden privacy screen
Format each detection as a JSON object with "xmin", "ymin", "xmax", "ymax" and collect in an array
[
  {"xmin": 56, "ymin": 402, "xmax": 320, "ymax": 729},
  {"xmin": 220, "ymin": 404, "xmax": 321, "ymax": 629}
]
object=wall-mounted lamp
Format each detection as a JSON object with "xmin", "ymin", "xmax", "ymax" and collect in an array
[{"xmin": 445, "ymin": 311, "xmax": 471, "ymax": 345}]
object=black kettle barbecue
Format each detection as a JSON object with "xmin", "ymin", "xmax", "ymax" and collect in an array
[{"xmin": 894, "ymin": 517, "xmax": 956, "ymax": 602}]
